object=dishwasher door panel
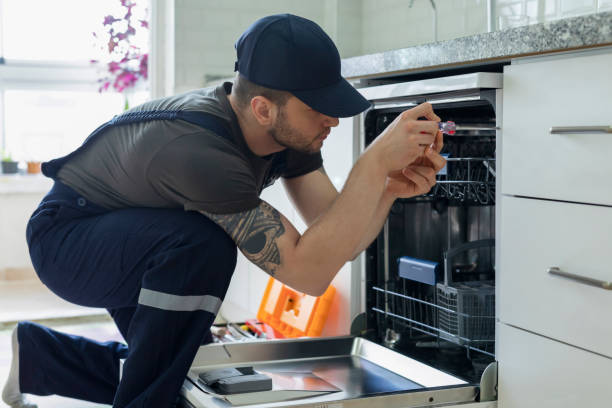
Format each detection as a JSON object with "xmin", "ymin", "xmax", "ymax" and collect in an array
[{"xmin": 180, "ymin": 336, "xmax": 493, "ymax": 408}]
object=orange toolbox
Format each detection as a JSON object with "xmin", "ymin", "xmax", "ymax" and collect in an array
[{"xmin": 256, "ymin": 277, "xmax": 336, "ymax": 338}]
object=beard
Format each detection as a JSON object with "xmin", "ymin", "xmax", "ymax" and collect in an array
[{"xmin": 268, "ymin": 109, "xmax": 326, "ymax": 154}]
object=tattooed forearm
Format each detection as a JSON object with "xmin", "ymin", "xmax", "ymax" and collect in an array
[{"xmin": 201, "ymin": 202, "xmax": 286, "ymax": 275}]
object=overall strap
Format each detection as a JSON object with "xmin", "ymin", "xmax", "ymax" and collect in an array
[
  {"xmin": 42, "ymin": 110, "xmax": 233, "ymax": 178},
  {"xmin": 176, "ymin": 111, "xmax": 231, "ymax": 141}
]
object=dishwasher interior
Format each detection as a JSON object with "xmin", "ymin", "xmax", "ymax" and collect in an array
[{"xmin": 363, "ymin": 90, "xmax": 498, "ymax": 385}]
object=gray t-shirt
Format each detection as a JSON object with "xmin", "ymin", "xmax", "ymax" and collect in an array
[{"xmin": 57, "ymin": 82, "xmax": 322, "ymax": 214}]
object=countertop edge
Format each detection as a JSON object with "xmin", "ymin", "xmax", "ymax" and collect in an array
[{"xmin": 341, "ymin": 11, "xmax": 612, "ymax": 79}]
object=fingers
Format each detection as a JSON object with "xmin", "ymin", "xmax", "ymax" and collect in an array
[
  {"xmin": 402, "ymin": 102, "xmax": 441, "ymax": 122},
  {"xmin": 425, "ymin": 146, "xmax": 447, "ymax": 172},
  {"xmin": 403, "ymin": 120, "xmax": 438, "ymax": 146},
  {"xmin": 402, "ymin": 165, "xmax": 437, "ymax": 191},
  {"xmin": 432, "ymin": 129, "xmax": 444, "ymax": 153},
  {"xmin": 377, "ymin": 103, "xmax": 443, "ymax": 173}
]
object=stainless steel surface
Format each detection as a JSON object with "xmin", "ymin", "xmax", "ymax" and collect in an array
[
  {"xmin": 383, "ymin": 327, "xmax": 400, "ymax": 349},
  {"xmin": 182, "ymin": 336, "xmax": 477, "ymax": 408},
  {"xmin": 486, "ymin": 0, "xmax": 494, "ymax": 33},
  {"xmin": 483, "ymin": 161, "xmax": 496, "ymax": 178},
  {"xmin": 547, "ymin": 267, "xmax": 612, "ymax": 290},
  {"xmin": 369, "ymin": 93, "xmax": 491, "ymax": 110},
  {"xmin": 383, "ymin": 219, "xmax": 390, "ymax": 315},
  {"xmin": 360, "ymin": 73, "xmax": 503, "ymax": 102},
  {"xmin": 455, "ymin": 126, "xmax": 500, "ymax": 131},
  {"xmin": 182, "ymin": 381, "xmax": 486, "ymax": 408},
  {"xmin": 550, "ymin": 126, "xmax": 612, "ymax": 134},
  {"xmin": 479, "ymin": 362, "xmax": 498, "ymax": 402}
]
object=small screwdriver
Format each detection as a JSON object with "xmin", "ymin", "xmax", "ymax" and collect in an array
[{"xmin": 438, "ymin": 121, "xmax": 456, "ymax": 135}]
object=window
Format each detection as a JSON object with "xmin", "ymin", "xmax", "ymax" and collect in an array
[{"xmin": 0, "ymin": 0, "xmax": 149, "ymax": 163}]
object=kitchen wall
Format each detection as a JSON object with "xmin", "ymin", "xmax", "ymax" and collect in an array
[
  {"xmin": 170, "ymin": 0, "xmax": 612, "ymax": 93},
  {"xmin": 173, "ymin": 0, "xmax": 329, "ymax": 93},
  {"xmin": 362, "ymin": 0, "xmax": 612, "ymax": 54},
  {"xmin": 361, "ymin": 0, "xmax": 488, "ymax": 54}
]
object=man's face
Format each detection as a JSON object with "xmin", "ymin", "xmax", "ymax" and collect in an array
[{"xmin": 268, "ymin": 96, "xmax": 339, "ymax": 154}]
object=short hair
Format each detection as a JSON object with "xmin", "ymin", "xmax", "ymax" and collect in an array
[{"xmin": 232, "ymin": 74, "xmax": 291, "ymax": 110}]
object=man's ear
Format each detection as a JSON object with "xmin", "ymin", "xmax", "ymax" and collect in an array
[{"xmin": 251, "ymin": 96, "xmax": 278, "ymax": 126}]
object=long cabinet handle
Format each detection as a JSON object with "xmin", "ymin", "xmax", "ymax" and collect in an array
[
  {"xmin": 548, "ymin": 267, "xmax": 612, "ymax": 290},
  {"xmin": 550, "ymin": 126, "xmax": 612, "ymax": 134}
]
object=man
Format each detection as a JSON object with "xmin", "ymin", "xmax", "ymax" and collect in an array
[{"xmin": 2, "ymin": 13, "xmax": 445, "ymax": 408}]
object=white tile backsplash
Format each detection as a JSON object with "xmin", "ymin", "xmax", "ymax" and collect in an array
[{"xmin": 560, "ymin": 0, "xmax": 596, "ymax": 15}]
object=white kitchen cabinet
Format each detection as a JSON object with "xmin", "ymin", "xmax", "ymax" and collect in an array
[
  {"xmin": 498, "ymin": 47, "xmax": 612, "ymax": 408},
  {"xmin": 499, "ymin": 195, "xmax": 612, "ymax": 358},
  {"xmin": 0, "ymin": 176, "xmax": 52, "ymax": 278},
  {"xmin": 497, "ymin": 323, "xmax": 612, "ymax": 408},
  {"xmin": 501, "ymin": 49, "xmax": 612, "ymax": 206}
]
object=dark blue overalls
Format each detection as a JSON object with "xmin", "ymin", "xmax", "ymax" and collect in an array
[{"xmin": 19, "ymin": 110, "xmax": 242, "ymax": 407}]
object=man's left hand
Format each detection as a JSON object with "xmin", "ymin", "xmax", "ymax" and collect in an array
[{"xmin": 385, "ymin": 130, "xmax": 446, "ymax": 199}]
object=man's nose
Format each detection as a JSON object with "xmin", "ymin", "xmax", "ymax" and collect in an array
[{"xmin": 322, "ymin": 115, "xmax": 339, "ymax": 127}]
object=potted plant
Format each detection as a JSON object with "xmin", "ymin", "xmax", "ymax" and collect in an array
[
  {"xmin": 1, "ymin": 151, "xmax": 19, "ymax": 174},
  {"xmin": 26, "ymin": 160, "xmax": 42, "ymax": 174}
]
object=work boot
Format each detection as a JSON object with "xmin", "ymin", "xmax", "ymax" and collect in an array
[{"xmin": 2, "ymin": 326, "xmax": 37, "ymax": 408}]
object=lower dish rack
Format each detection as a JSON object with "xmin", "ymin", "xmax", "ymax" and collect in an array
[{"xmin": 370, "ymin": 239, "xmax": 496, "ymax": 383}]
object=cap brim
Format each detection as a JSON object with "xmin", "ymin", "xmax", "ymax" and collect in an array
[{"xmin": 291, "ymin": 78, "xmax": 371, "ymax": 118}]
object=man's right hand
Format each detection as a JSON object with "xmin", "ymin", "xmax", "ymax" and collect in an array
[{"xmin": 368, "ymin": 102, "xmax": 441, "ymax": 173}]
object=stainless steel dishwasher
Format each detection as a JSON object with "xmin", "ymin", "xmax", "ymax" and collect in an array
[{"xmin": 180, "ymin": 72, "xmax": 503, "ymax": 408}]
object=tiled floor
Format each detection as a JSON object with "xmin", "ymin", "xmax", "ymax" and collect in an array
[
  {"xmin": 0, "ymin": 280, "xmax": 121, "ymax": 407},
  {"xmin": 0, "ymin": 280, "xmax": 106, "ymax": 329}
]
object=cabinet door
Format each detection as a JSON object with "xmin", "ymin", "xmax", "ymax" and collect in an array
[
  {"xmin": 499, "ymin": 196, "xmax": 612, "ymax": 357},
  {"xmin": 497, "ymin": 323, "xmax": 612, "ymax": 408},
  {"xmin": 501, "ymin": 50, "xmax": 612, "ymax": 205}
]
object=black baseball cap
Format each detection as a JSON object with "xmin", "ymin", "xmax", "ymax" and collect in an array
[{"xmin": 234, "ymin": 14, "xmax": 371, "ymax": 118}]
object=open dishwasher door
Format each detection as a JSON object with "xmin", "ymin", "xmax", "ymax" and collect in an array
[
  {"xmin": 181, "ymin": 72, "xmax": 502, "ymax": 408},
  {"xmin": 179, "ymin": 336, "xmax": 496, "ymax": 408}
]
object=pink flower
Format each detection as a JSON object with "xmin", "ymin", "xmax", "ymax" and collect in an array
[
  {"xmin": 108, "ymin": 61, "xmax": 121, "ymax": 73},
  {"xmin": 139, "ymin": 54, "xmax": 148, "ymax": 79},
  {"xmin": 98, "ymin": 81, "xmax": 111, "ymax": 92},
  {"xmin": 108, "ymin": 39, "xmax": 117, "ymax": 53},
  {"xmin": 93, "ymin": 0, "xmax": 149, "ymax": 94},
  {"xmin": 103, "ymin": 15, "xmax": 120, "ymax": 25},
  {"xmin": 114, "ymin": 71, "xmax": 138, "ymax": 92}
]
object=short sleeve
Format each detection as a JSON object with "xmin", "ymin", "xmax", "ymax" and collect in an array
[
  {"xmin": 147, "ymin": 132, "xmax": 260, "ymax": 214},
  {"xmin": 281, "ymin": 149, "xmax": 323, "ymax": 179}
]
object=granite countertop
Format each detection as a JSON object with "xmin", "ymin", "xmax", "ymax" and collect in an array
[{"xmin": 341, "ymin": 11, "xmax": 612, "ymax": 79}]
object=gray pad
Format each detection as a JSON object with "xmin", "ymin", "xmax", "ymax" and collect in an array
[
  {"xmin": 198, "ymin": 367, "xmax": 255, "ymax": 386},
  {"xmin": 214, "ymin": 374, "xmax": 272, "ymax": 394},
  {"xmin": 198, "ymin": 366, "xmax": 272, "ymax": 394}
]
